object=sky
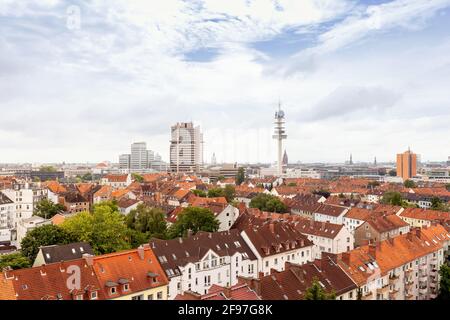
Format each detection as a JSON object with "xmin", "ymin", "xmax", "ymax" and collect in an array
[{"xmin": 1, "ymin": 0, "xmax": 449, "ymax": 165}]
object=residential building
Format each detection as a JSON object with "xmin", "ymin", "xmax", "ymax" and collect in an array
[
  {"xmin": 89, "ymin": 245, "xmax": 169, "ymax": 300},
  {"xmin": 16, "ymin": 216, "xmax": 51, "ymax": 249},
  {"xmin": 100, "ymin": 174, "xmax": 132, "ymax": 189},
  {"xmin": 175, "ymin": 280, "xmax": 261, "ymax": 300},
  {"xmin": 149, "ymin": 230, "xmax": 258, "ymax": 300},
  {"xmin": 240, "ymin": 220, "xmax": 314, "ymax": 277},
  {"xmin": 354, "ymin": 215, "xmax": 410, "ymax": 247},
  {"xmin": 292, "ymin": 219, "xmax": 354, "ymax": 259},
  {"xmin": 0, "ymin": 192, "xmax": 14, "ymax": 242},
  {"xmin": 33, "ymin": 242, "xmax": 95, "ymax": 267},
  {"xmin": 336, "ymin": 225, "xmax": 450, "ymax": 300},
  {"xmin": 240, "ymin": 254, "xmax": 358, "ymax": 300}
]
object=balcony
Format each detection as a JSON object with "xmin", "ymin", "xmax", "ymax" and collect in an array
[
  {"xmin": 405, "ymin": 293, "xmax": 415, "ymax": 300},
  {"xmin": 405, "ymin": 269, "xmax": 413, "ymax": 276},
  {"xmin": 405, "ymin": 281, "xmax": 414, "ymax": 290},
  {"xmin": 361, "ymin": 291, "xmax": 373, "ymax": 301},
  {"xmin": 419, "ymin": 264, "xmax": 427, "ymax": 272},
  {"xmin": 389, "ymin": 275, "xmax": 399, "ymax": 285},
  {"xmin": 419, "ymin": 275, "xmax": 428, "ymax": 283},
  {"xmin": 377, "ymin": 285, "xmax": 390, "ymax": 295},
  {"xmin": 419, "ymin": 287, "xmax": 428, "ymax": 296},
  {"xmin": 389, "ymin": 289, "xmax": 399, "ymax": 300},
  {"xmin": 430, "ymin": 281, "xmax": 437, "ymax": 289}
]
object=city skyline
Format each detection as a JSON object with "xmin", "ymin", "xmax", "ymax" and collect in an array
[{"xmin": 1, "ymin": 0, "xmax": 450, "ymax": 164}]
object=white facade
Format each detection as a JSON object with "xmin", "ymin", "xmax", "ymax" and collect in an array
[
  {"xmin": 302, "ymin": 228, "xmax": 354, "ymax": 260},
  {"xmin": 314, "ymin": 209, "xmax": 348, "ymax": 225},
  {"xmin": 166, "ymin": 250, "xmax": 257, "ymax": 299},
  {"xmin": 16, "ymin": 216, "xmax": 51, "ymax": 248},
  {"xmin": 170, "ymin": 122, "xmax": 203, "ymax": 173},
  {"xmin": 240, "ymin": 231, "xmax": 313, "ymax": 277},
  {"xmin": 216, "ymin": 205, "xmax": 240, "ymax": 232}
]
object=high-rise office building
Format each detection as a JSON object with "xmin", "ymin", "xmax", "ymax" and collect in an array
[
  {"xmin": 396, "ymin": 148, "xmax": 417, "ymax": 180},
  {"xmin": 119, "ymin": 154, "xmax": 131, "ymax": 169},
  {"xmin": 119, "ymin": 143, "xmax": 164, "ymax": 172},
  {"xmin": 170, "ymin": 122, "xmax": 203, "ymax": 173},
  {"xmin": 131, "ymin": 142, "xmax": 148, "ymax": 170}
]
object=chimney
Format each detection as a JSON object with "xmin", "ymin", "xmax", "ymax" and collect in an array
[
  {"xmin": 415, "ymin": 228, "xmax": 421, "ymax": 239},
  {"xmin": 258, "ymin": 272, "xmax": 265, "ymax": 279},
  {"xmin": 83, "ymin": 253, "xmax": 94, "ymax": 266},
  {"xmin": 342, "ymin": 252, "xmax": 351, "ymax": 265},
  {"xmin": 137, "ymin": 245, "xmax": 145, "ymax": 260},
  {"xmin": 269, "ymin": 222, "xmax": 275, "ymax": 234},
  {"xmin": 368, "ymin": 244, "xmax": 376, "ymax": 259},
  {"xmin": 406, "ymin": 231, "xmax": 414, "ymax": 242}
]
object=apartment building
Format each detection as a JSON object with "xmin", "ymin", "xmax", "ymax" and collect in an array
[
  {"xmin": 336, "ymin": 225, "xmax": 450, "ymax": 300},
  {"xmin": 240, "ymin": 220, "xmax": 314, "ymax": 276},
  {"xmin": 150, "ymin": 230, "xmax": 258, "ymax": 300},
  {"xmin": 292, "ymin": 219, "xmax": 354, "ymax": 259}
]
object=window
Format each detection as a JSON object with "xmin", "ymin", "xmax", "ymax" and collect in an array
[
  {"xmin": 248, "ymin": 264, "xmax": 254, "ymax": 274},
  {"xmin": 148, "ymin": 294, "xmax": 154, "ymax": 300},
  {"xmin": 90, "ymin": 291, "xmax": 98, "ymax": 300},
  {"xmin": 75, "ymin": 294, "xmax": 83, "ymax": 300},
  {"xmin": 110, "ymin": 287, "xmax": 117, "ymax": 295},
  {"xmin": 123, "ymin": 284, "xmax": 130, "ymax": 292},
  {"xmin": 274, "ymin": 258, "xmax": 278, "ymax": 265},
  {"xmin": 132, "ymin": 295, "xmax": 144, "ymax": 300},
  {"xmin": 205, "ymin": 275, "xmax": 211, "ymax": 286},
  {"xmin": 157, "ymin": 292, "xmax": 163, "ymax": 300},
  {"xmin": 265, "ymin": 261, "xmax": 269, "ymax": 268}
]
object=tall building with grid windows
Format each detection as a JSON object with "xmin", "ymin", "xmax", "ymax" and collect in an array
[
  {"xmin": 397, "ymin": 148, "xmax": 418, "ymax": 180},
  {"xmin": 170, "ymin": 122, "xmax": 203, "ymax": 173}
]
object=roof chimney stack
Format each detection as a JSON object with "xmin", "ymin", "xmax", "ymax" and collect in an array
[
  {"xmin": 83, "ymin": 253, "xmax": 94, "ymax": 266},
  {"xmin": 137, "ymin": 245, "xmax": 145, "ymax": 260}
]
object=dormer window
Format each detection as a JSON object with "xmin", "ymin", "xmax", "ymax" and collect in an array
[
  {"xmin": 90, "ymin": 291, "xmax": 98, "ymax": 300},
  {"xmin": 110, "ymin": 287, "xmax": 117, "ymax": 295},
  {"xmin": 123, "ymin": 284, "xmax": 130, "ymax": 292},
  {"xmin": 75, "ymin": 294, "xmax": 83, "ymax": 300}
]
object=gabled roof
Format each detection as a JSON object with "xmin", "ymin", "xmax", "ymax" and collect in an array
[
  {"xmin": 149, "ymin": 230, "xmax": 257, "ymax": 278},
  {"xmin": 38, "ymin": 242, "xmax": 95, "ymax": 265},
  {"xmin": 104, "ymin": 174, "xmax": 129, "ymax": 183},
  {"xmin": 242, "ymin": 220, "xmax": 313, "ymax": 258},
  {"xmin": 91, "ymin": 246, "xmax": 169, "ymax": 298},
  {"xmin": 6, "ymin": 259, "xmax": 104, "ymax": 300},
  {"xmin": 0, "ymin": 192, "xmax": 13, "ymax": 205}
]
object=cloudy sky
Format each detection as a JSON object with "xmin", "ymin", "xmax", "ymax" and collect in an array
[{"xmin": 1, "ymin": 0, "xmax": 449, "ymax": 165}]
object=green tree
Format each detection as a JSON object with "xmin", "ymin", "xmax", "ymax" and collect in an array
[
  {"xmin": 287, "ymin": 182, "xmax": 297, "ymax": 187},
  {"xmin": 404, "ymin": 179, "xmax": 416, "ymax": 188},
  {"xmin": 388, "ymin": 169, "xmax": 397, "ymax": 177},
  {"xmin": 446, "ymin": 184, "xmax": 450, "ymax": 192},
  {"xmin": 368, "ymin": 181, "xmax": 380, "ymax": 188},
  {"xmin": 236, "ymin": 167, "xmax": 245, "ymax": 186},
  {"xmin": 304, "ymin": 278, "xmax": 336, "ymax": 300},
  {"xmin": 132, "ymin": 173, "xmax": 144, "ymax": 183},
  {"xmin": 61, "ymin": 201, "xmax": 131, "ymax": 255},
  {"xmin": 381, "ymin": 191, "xmax": 404, "ymax": 206},
  {"xmin": 126, "ymin": 204, "xmax": 167, "ymax": 239},
  {"xmin": 82, "ymin": 173, "xmax": 93, "ymax": 181},
  {"xmin": 34, "ymin": 199, "xmax": 65, "ymax": 219},
  {"xmin": 39, "ymin": 166, "xmax": 57, "ymax": 172},
  {"xmin": 217, "ymin": 175, "xmax": 226, "ymax": 182},
  {"xmin": 249, "ymin": 194, "xmax": 288, "ymax": 213},
  {"xmin": 0, "ymin": 252, "xmax": 31, "ymax": 270},
  {"xmin": 223, "ymin": 185, "xmax": 236, "ymax": 203},
  {"xmin": 168, "ymin": 207, "xmax": 220, "ymax": 239},
  {"xmin": 208, "ymin": 188, "xmax": 224, "ymax": 198},
  {"xmin": 192, "ymin": 189, "xmax": 207, "ymax": 197},
  {"xmin": 21, "ymin": 224, "xmax": 78, "ymax": 262},
  {"xmin": 438, "ymin": 264, "xmax": 450, "ymax": 300}
]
